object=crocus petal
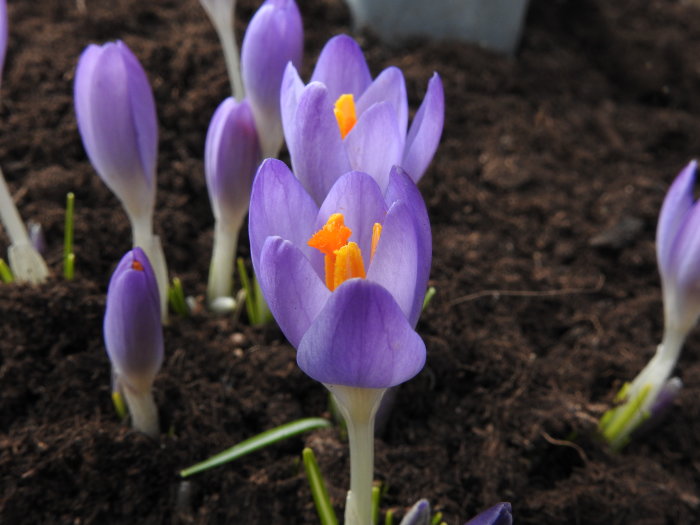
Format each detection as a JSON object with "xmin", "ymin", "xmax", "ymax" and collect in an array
[
  {"xmin": 74, "ymin": 41, "xmax": 158, "ymax": 221},
  {"xmin": 0, "ymin": 0, "xmax": 7, "ymax": 86},
  {"xmin": 384, "ymin": 166, "xmax": 432, "ymax": 326},
  {"xmin": 205, "ymin": 97, "xmax": 260, "ymax": 225},
  {"xmin": 297, "ymin": 278, "xmax": 426, "ymax": 388},
  {"xmin": 464, "ymin": 503, "xmax": 513, "ymax": 525},
  {"xmin": 315, "ymin": 171, "xmax": 388, "ymax": 270},
  {"xmin": 356, "ymin": 66, "xmax": 408, "ymax": 136},
  {"xmin": 241, "ymin": 0, "xmax": 303, "ymax": 158},
  {"xmin": 666, "ymin": 199, "xmax": 700, "ymax": 294},
  {"xmin": 402, "ymin": 73, "xmax": 444, "ymax": 183},
  {"xmin": 344, "ymin": 101, "xmax": 403, "ymax": 192},
  {"xmin": 104, "ymin": 247, "xmax": 163, "ymax": 393},
  {"xmin": 249, "ymin": 158, "xmax": 318, "ymax": 273},
  {"xmin": 259, "ymin": 236, "xmax": 330, "ymax": 348},
  {"xmin": 310, "ymin": 34, "xmax": 372, "ymax": 101},
  {"xmin": 280, "ymin": 62, "xmax": 306, "ymax": 154},
  {"xmin": 656, "ymin": 160, "xmax": 696, "ymax": 276},
  {"xmin": 366, "ymin": 200, "xmax": 419, "ymax": 323},
  {"xmin": 289, "ymin": 82, "xmax": 352, "ymax": 204},
  {"xmin": 399, "ymin": 500, "xmax": 431, "ymax": 525}
]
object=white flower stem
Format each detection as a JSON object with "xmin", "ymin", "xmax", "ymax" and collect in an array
[
  {"xmin": 328, "ymin": 385, "xmax": 385, "ymax": 525},
  {"xmin": 130, "ymin": 214, "xmax": 169, "ymax": 324},
  {"xmin": 121, "ymin": 382, "xmax": 159, "ymax": 438},
  {"xmin": 215, "ymin": 20, "xmax": 245, "ymax": 100},
  {"xmin": 207, "ymin": 220, "xmax": 240, "ymax": 308}
]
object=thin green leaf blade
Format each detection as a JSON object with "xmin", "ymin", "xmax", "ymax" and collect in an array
[{"xmin": 303, "ymin": 447, "xmax": 338, "ymax": 525}]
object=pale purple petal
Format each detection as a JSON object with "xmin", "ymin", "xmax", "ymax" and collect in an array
[
  {"xmin": 248, "ymin": 158, "xmax": 318, "ymax": 274},
  {"xmin": 280, "ymin": 62, "xmax": 305, "ymax": 154},
  {"xmin": 384, "ymin": 166, "xmax": 432, "ymax": 326},
  {"xmin": 310, "ymin": 34, "xmax": 372, "ymax": 102},
  {"xmin": 656, "ymin": 160, "xmax": 696, "ymax": 276},
  {"xmin": 205, "ymin": 98, "xmax": 260, "ymax": 225},
  {"xmin": 464, "ymin": 503, "xmax": 512, "ymax": 525},
  {"xmin": 344, "ymin": 101, "xmax": 403, "ymax": 192},
  {"xmin": 398, "ymin": 499, "xmax": 430, "ymax": 525},
  {"xmin": 297, "ymin": 279, "xmax": 426, "ymax": 388},
  {"xmin": 241, "ymin": 0, "xmax": 303, "ymax": 157},
  {"xmin": 104, "ymin": 247, "xmax": 163, "ymax": 392},
  {"xmin": 402, "ymin": 73, "xmax": 444, "ymax": 183},
  {"xmin": 258, "ymin": 236, "xmax": 330, "ymax": 348},
  {"xmin": 0, "ymin": 0, "xmax": 8, "ymax": 86},
  {"xmin": 666, "ymin": 199, "xmax": 700, "ymax": 293},
  {"xmin": 356, "ymin": 66, "xmax": 408, "ymax": 136},
  {"xmin": 366, "ymin": 201, "xmax": 419, "ymax": 323},
  {"xmin": 289, "ymin": 82, "xmax": 351, "ymax": 204}
]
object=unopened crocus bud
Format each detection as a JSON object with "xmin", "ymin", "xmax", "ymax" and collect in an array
[
  {"xmin": 241, "ymin": 0, "xmax": 303, "ymax": 158},
  {"xmin": 464, "ymin": 503, "xmax": 513, "ymax": 525},
  {"xmin": 205, "ymin": 97, "xmax": 260, "ymax": 308},
  {"xmin": 74, "ymin": 40, "xmax": 157, "ymax": 226},
  {"xmin": 399, "ymin": 499, "xmax": 431, "ymax": 525},
  {"xmin": 104, "ymin": 247, "xmax": 163, "ymax": 437},
  {"xmin": 0, "ymin": 0, "xmax": 7, "ymax": 86}
]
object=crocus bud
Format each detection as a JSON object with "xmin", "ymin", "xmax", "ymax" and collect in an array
[
  {"xmin": 104, "ymin": 247, "xmax": 163, "ymax": 437},
  {"xmin": 205, "ymin": 97, "xmax": 261, "ymax": 306},
  {"xmin": 0, "ymin": 0, "xmax": 7, "ymax": 85},
  {"xmin": 241, "ymin": 0, "xmax": 303, "ymax": 158},
  {"xmin": 399, "ymin": 499, "xmax": 431, "ymax": 525},
  {"xmin": 74, "ymin": 41, "xmax": 158, "ymax": 225},
  {"xmin": 464, "ymin": 503, "xmax": 513, "ymax": 525}
]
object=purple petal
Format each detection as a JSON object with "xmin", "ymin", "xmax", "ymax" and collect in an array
[
  {"xmin": 248, "ymin": 158, "xmax": 318, "ymax": 274},
  {"xmin": 366, "ymin": 201, "xmax": 420, "ymax": 323},
  {"xmin": 241, "ymin": 0, "xmax": 303, "ymax": 157},
  {"xmin": 310, "ymin": 34, "xmax": 372, "ymax": 102},
  {"xmin": 398, "ymin": 499, "xmax": 431, "ymax": 525},
  {"xmin": 314, "ymin": 171, "xmax": 388, "ymax": 276},
  {"xmin": 74, "ymin": 41, "xmax": 158, "ymax": 221},
  {"xmin": 356, "ymin": 66, "xmax": 408, "ymax": 136},
  {"xmin": 258, "ymin": 236, "xmax": 330, "ymax": 348},
  {"xmin": 384, "ymin": 166, "xmax": 432, "ymax": 326},
  {"xmin": 288, "ymin": 82, "xmax": 351, "ymax": 204},
  {"xmin": 0, "ymin": 0, "xmax": 8, "ymax": 85},
  {"xmin": 667, "ymin": 196, "xmax": 700, "ymax": 293},
  {"xmin": 205, "ymin": 97, "xmax": 260, "ymax": 225},
  {"xmin": 402, "ymin": 73, "xmax": 444, "ymax": 183},
  {"xmin": 344, "ymin": 101, "xmax": 403, "ymax": 192},
  {"xmin": 280, "ymin": 62, "xmax": 306, "ymax": 155},
  {"xmin": 104, "ymin": 247, "xmax": 163, "ymax": 392},
  {"xmin": 656, "ymin": 161, "xmax": 696, "ymax": 277},
  {"xmin": 297, "ymin": 279, "xmax": 426, "ymax": 389},
  {"xmin": 464, "ymin": 503, "xmax": 513, "ymax": 525}
]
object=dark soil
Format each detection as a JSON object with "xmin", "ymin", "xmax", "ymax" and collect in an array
[{"xmin": 2, "ymin": 0, "xmax": 700, "ymax": 523}]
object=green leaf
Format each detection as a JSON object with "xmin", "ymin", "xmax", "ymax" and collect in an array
[
  {"xmin": 303, "ymin": 447, "xmax": 338, "ymax": 525},
  {"xmin": 422, "ymin": 286, "xmax": 436, "ymax": 311},
  {"xmin": 180, "ymin": 417, "xmax": 331, "ymax": 477},
  {"xmin": 0, "ymin": 258, "xmax": 14, "ymax": 283},
  {"xmin": 63, "ymin": 192, "xmax": 75, "ymax": 280},
  {"xmin": 111, "ymin": 391, "xmax": 128, "ymax": 420},
  {"xmin": 372, "ymin": 484, "xmax": 381, "ymax": 525},
  {"xmin": 384, "ymin": 509, "xmax": 395, "ymax": 525},
  {"xmin": 168, "ymin": 277, "xmax": 190, "ymax": 316}
]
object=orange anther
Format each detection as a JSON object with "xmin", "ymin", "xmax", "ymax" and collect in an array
[
  {"xmin": 131, "ymin": 260, "xmax": 144, "ymax": 271},
  {"xmin": 370, "ymin": 222, "xmax": 382, "ymax": 262},
  {"xmin": 332, "ymin": 242, "xmax": 366, "ymax": 290},
  {"xmin": 308, "ymin": 213, "xmax": 352, "ymax": 255},
  {"xmin": 334, "ymin": 94, "xmax": 357, "ymax": 139}
]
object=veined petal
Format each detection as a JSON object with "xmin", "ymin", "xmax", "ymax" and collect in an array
[
  {"xmin": 356, "ymin": 66, "xmax": 408, "ymax": 136},
  {"xmin": 241, "ymin": 0, "xmax": 303, "ymax": 157},
  {"xmin": 384, "ymin": 166, "xmax": 432, "ymax": 326},
  {"xmin": 259, "ymin": 236, "xmax": 330, "ymax": 348},
  {"xmin": 205, "ymin": 98, "xmax": 260, "ymax": 225},
  {"xmin": 297, "ymin": 279, "xmax": 426, "ymax": 388},
  {"xmin": 314, "ymin": 171, "xmax": 388, "ymax": 276},
  {"xmin": 656, "ymin": 160, "xmax": 696, "ymax": 277},
  {"xmin": 249, "ymin": 158, "xmax": 318, "ymax": 273},
  {"xmin": 344, "ymin": 101, "xmax": 403, "ymax": 192},
  {"xmin": 366, "ymin": 201, "xmax": 419, "ymax": 323},
  {"xmin": 402, "ymin": 73, "xmax": 444, "ymax": 183},
  {"xmin": 310, "ymin": 34, "xmax": 372, "ymax": 102},
  {"xmin": 289, "ymin": 82, "xmax": 351, "ymax": 204},
  {"xmin": 667, "ymin": 199, "xmax": 700, "ymax": 295},
  {"xmin": 280, "ymin": 62, "xmax": 306, "ymax": 154}
]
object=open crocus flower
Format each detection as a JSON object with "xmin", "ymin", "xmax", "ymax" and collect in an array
[
  {"xmin": 104, "ymin": 247, "xmax": 163, "ymax": 437},
  {"xmin": 600, "ymin": 160, "xmax": 700, "ymax": 450},
  {"xmin": 249, "ymin": 158, "xmax": 430, "ymax": 525},
  {"xmin": 281, "ymin": 34, "xmax": 444, "ymax": 204}
]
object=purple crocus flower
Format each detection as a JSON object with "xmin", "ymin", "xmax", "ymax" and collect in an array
[
  {"xmin": 280, "ymin": 34, "xmax": 444, "ymax": 204},
  {"xmin": 464, "ymin": 503, "xmax": 513, "ymax": 525},
  {"xmin": 104, "ymin": 247, "xmax": 163, "ymax": 437},
  {"xmin": 0, "ymin": 0, "xmax": 7, "ymax": 87},
  {"xmin": 205, "ymin": 97, "xmax": 260, "ymax": 307},
  {"xmin": 241, "ymin": 0, "xmax": 303, "ymax": 158},
  {"xmin": 75, "ymin": 40, "xmax": 169, "ymax": 321},
  {"xmin": 249, "ymin": 158, "xmax": 429, "ymax": 525},
  {"xmin": 600, "ymin": 161, "xmax": 700, "ymax": 450}
]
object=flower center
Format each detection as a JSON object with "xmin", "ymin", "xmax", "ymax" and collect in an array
[
  {"xmin": 308, "ymin": 213, "xmax": 382, "ymax": 291},
  {"xmin": 333, "ymin": 94, "xmax": 357, "ymax": 139}
]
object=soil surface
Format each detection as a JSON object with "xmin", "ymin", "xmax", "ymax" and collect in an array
[{"xmin": 2, "ymin": 0, "xmax": 700, "ymax": 523}]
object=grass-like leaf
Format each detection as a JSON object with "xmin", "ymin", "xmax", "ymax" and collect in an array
[
  {"xmin": 180, "ymin": 417, "xmax": 331, "ymax": 477},
  {"xmin": 303, "ymin": 447, "xmax": 338, "ymax": 525},
  {"xmin": 0, "ymin": 258, "xmax": 14, "ymax": 283},
  {"xmin": 63, "ymin": 192, "xmax": 75, "ymax": 280},
  {"xmin": 168, "ymin": 277, "xmax": 190, "ymax": 316}
]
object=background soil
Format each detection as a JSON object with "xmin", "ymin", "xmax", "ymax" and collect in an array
[{"xmin": 2, "ymin": 0, "xmax": 700, "ymax": 523}]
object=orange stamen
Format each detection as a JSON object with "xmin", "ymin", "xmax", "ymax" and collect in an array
[
  {"xmin": 308, "ymin": 213, "xmax": 353, "ymax": 290},
  {"xmin": 332, "ymin": 242, "xmax": 366, "ymax": 290},
  {"xmin": 370, "ymin": 223, "xmax": 382, "ymax": 262},
  {"xmin": 131, "ymin": 260, "xmax": 144, "ymax": 271},
  {"xmin": 334, "ymin": 94, "xmax": 357, "ymax": 139}
]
